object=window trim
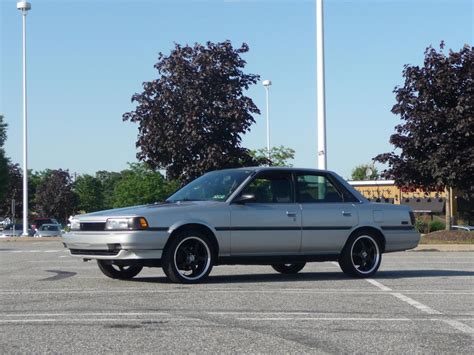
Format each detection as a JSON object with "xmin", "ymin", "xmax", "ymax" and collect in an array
[
  {"xmin": 232, "ymin": 170, "xmax": 296, "ymax": 204},
  {"xmin": 294, "ymin": 172, "xmax": 358, "ymax": 204}
]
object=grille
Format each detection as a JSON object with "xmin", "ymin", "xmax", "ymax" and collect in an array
[
  {"xmin": 80, "ymin": 222, "xmax": 106, "ymax": 231},
  {"xmin": 70, "ymin": 249, "xmax": 119, "ymax": 256}
]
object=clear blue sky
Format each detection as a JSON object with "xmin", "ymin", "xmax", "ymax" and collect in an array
[{"xmin": 1, "ymin": 0, "xmax": 472, "ymax": 179}]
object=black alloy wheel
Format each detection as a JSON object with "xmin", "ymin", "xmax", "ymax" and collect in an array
[
  {"xmin": 162, "ymin": 231, "xmax": 214, "ymax": 284},
  {"xmin": 97, "ymin": 260, "xmax": 143, "ymax": 280},
  {"xmin": 339, "ymin": 232, "xmax": 382, "ymax": 278},
  {"xmin": 271, "ymin": 263, "xmax": 306, "ymax": 274}
]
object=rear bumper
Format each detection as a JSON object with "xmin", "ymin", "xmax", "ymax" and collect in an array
[
  {"xmin": 384, "ymin": 229, "xmax": 421, "ymax": 252},
  {"xmin": 62, "ymin": 230, "xmax": 168, "ymax": 260}
]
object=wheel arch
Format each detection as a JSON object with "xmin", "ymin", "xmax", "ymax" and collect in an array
[
  {"xmin": 345, "ymin": 226, "xmax": 386, "ymax": 253},
  {"xmin": 164, "ymin": 223, "xmax": 220, "ymax": 261}
]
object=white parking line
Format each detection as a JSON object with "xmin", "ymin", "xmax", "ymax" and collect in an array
[
  {"xmin": 327, "ymin": 262, "xmax": 473, "ymax": 335},
  {"xmin": 0, "ymin": 250, "xmax": 63, "ymax": 253},
  {"xmin": 390, "ymin": 292, "xmax": 442, "ymax": 315},
  {"xmin": 2, "ymin": 312, "xmax": 170, "ymax": 317},
  {"xmin": 364, "ymin": 278, "xmax": 472, "ymax": 334},
  {"xmin": 0, "ymin": 318, "xmax": 200, "ymax": 323},
  {"xmin": 442, "ymin": 319, "xmax": 474, "ymax": 335},
  {"xmin": 366, "ymin": 279, "xmax": 392, "ymax": 291},
  {"xmin": 237, "ymin": 317, "xmax": 412, "ymax": 321}
]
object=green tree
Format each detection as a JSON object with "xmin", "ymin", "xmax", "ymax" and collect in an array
[
  {"xmin": 96, "ymin": 170, "xmax": 122, "ymax": 209},
  {"xmin": 0, "ymin": 163, "xmax": 22, "ymax": 220},
  {"xmin": 350, "ymin": 164, "xmax": 379, "ymax": 180},
  {"xmin": 74, "ymin": 174, "xmax": 104, "ymax": 212},
  {"xmin": 35, "ymin": 169, "xmax": 78, "ymax": 222},
  {"xmin": 28, "ymin": 170, "xmax": 45, "ymax": 213},
  {"xmin": 113, "ymin": 163, "xmax": 179, "ymax": 208},
  {"xmin": 249, "ymin": 146, "xmax": 295, "ymax": 167},
  {"xmin": 123, "ymin": 41, "xmax": 263, "ymax": 183},
  {"xmin": 0, "ymin": 115, "xmax": 9, "ymax": 204}
]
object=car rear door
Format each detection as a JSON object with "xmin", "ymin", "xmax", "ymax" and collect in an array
[
  {"xmin": 229, "ymin": 171, "xmax": 302, "ymax": 255},
  {"xmin": 296, "ymin": 172, "xmax": 358, "ymax": 253}
]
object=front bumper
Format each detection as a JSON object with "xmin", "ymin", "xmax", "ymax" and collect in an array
[{"xmin": 62, "ymin": 230, "xmax": 169, "ymax": 260}]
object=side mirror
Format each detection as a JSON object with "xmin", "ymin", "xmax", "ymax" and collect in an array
[{"xmin": 233, "ymin": 193, "xmax": 256, "ymax": 204}]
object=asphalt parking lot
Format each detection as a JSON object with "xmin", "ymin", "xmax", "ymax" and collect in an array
[{"xmin": 0, "ymin": 240, "xmax": 472, "ymax": 353}]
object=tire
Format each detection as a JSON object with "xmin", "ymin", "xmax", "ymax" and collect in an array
[
  {"xmin": 271, "ymin": 263, "xmax": 306, "ymax": 274},
  {"xmin": 338, "ymin": 232, "xmax": 382, "ymax": 278},
  {"xmin": 97, "ymin": 260, "xmax": 143, "ymax": 280},
  {"xmin": 162, "ymin": 230, "xmax": 214, "ymax": 284}
]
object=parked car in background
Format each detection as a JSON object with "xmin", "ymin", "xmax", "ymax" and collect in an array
[
  {"xmin": 34, "ymin": 224, "xmax": 62, "ymax": 238},
  {"xmin": 31, "ymin": 218, "xmax": 59, "ymax": 231},
  {"xmin": 452, "ymin": 225, "xmax": 474, "ymax": 232},
  {"xmin": 63, "ymin": 167, "xmax": 420, "ymax": 283},
  {"xmin": 0, "ymin": 224, "xmax": 34, "ymax": 237}
]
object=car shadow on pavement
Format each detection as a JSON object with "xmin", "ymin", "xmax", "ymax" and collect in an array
[{"xmin": 132, "ymin": 269, "xmax": 474, "ymax": 284}]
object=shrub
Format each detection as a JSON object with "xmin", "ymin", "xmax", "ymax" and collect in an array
[
  {"xmin": 429, "ymin": 220, "xmax": 445, "ymax": 232},
  {"xmin": 415, "ymin": 219, "xmax": 428, "ymax": 233}
]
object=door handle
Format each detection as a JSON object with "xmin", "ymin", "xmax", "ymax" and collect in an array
[
  {"xmin": 342, "ymin": 211, "xmax": 352, "ymax": 217},
  {"xmin": 286, "ymin": 211, "xmax": 297, "ymax": 217}
]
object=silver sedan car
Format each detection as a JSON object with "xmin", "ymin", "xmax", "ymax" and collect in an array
[
  {"xmin": 62, "ymin": 167, "xmax": 420, "ymax": 283},
  {"xmin": 34, "ymin": 224, "xmax": 62, "ymax": 238}
]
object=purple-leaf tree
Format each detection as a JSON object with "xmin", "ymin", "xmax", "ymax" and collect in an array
[
  {"xmin": 123, "ymin": 41, "xmax": 263, "ymax": 183},
  {"xmin": 375, "ymin": 43, "xmax": 473, "ymax": 197}
]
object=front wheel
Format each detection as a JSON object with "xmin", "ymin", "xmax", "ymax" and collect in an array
[
  {"xmin": 271, "ymin": 263, "xmax": 306, "ymax": 274},
  {"xmin": 162, "ymin": 231, "xmax": 214, "ymax": 284},
  {"xmin": 339, "ymin": 232, "xmax": 382, "ymax": 278},
  {"xmin": 97, "ymin": 260, "xmax": 143, "ymax": 280}
]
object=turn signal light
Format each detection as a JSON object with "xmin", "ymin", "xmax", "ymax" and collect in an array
[{"xmin": 138, "ymin": 217, "xmax": 149, "ymax": 229}]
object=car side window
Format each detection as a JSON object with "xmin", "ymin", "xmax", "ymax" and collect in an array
[
  {"xmin": 242, "ymin": 173, "xmax": 293, "ymax": 203},
  {"xmin": 297, "ymin": 174, "xmax": 344, "ymax": 203}
]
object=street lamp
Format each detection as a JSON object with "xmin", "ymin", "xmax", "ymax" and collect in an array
[
  {"xmin": 17, "ymin": 1, "xmax": 31, "ymax": 236},
  {"xmin": 262, "ymin": 79, "xmax": 272, "ymax": 161}
]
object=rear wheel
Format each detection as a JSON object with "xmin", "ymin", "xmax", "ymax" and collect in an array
[
  {"xmin": 339, "ymin": 232, "xmax": 382, "ymax": 278},
  {"xmin": 271, "ymin": 263, "xmax": 306, "ymax": 274},
  {"xmin": 162, "ymin": 230, "xmax": 214, "ymax": 284},
  {"xmin": 97, "ymin": 260, "xmax": 143, "ymax": 280}
]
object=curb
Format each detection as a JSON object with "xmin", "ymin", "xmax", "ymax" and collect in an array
[{"xmin": 412, "ymin": 244, "xmax": 474, "ymax": 252}]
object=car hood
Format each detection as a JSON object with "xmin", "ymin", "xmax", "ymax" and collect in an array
[{"xmin": 73, "ymin": 201, "xmax": 225, "ymax": 222}]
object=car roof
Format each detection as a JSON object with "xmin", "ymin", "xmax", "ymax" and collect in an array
[{"xmin": 218, "ymin": 166, "xmax": 335, "ymax": 174}]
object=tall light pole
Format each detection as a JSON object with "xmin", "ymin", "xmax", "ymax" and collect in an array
[
  {"xmin": 316, "ymin": 0, "xmax": 327, "ymax": 170},
  {"xmin": 262, "ymin": 80, "xmax": 272, "ymax": 161},
  {"xmin": 17, "ymin": 1, "xmax": 31, "ymax": 236}
]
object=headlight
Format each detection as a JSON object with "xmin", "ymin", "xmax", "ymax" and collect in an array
[
  {"xmin": 105, "ymin": 217, "xmax": 149, "ymax": 231},
  {"xmin": 70, "ymin": 219, "xmax": 80, "ymax": 231}
]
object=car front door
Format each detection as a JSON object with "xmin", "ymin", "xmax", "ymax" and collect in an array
[
  {"xmin": 296, "ymin": 173, "xmax": 358, "ymax": 253},
  {"xmin": 229, "ymin": 171, "xmax": 302, "ymax": 255}
]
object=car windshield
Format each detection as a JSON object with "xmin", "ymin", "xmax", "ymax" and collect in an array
[
  {"xmin": 41, "ymin": 225, "xmax": 59, "ymax": 231},
  {"xmin": 167, "ymin": 169, "xmax": 253, "ymax": 202}
]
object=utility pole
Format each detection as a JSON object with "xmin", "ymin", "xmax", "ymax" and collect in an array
[{"xmin": 316, "ymin": 0, "xmax": 327, "ymax": 170}]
